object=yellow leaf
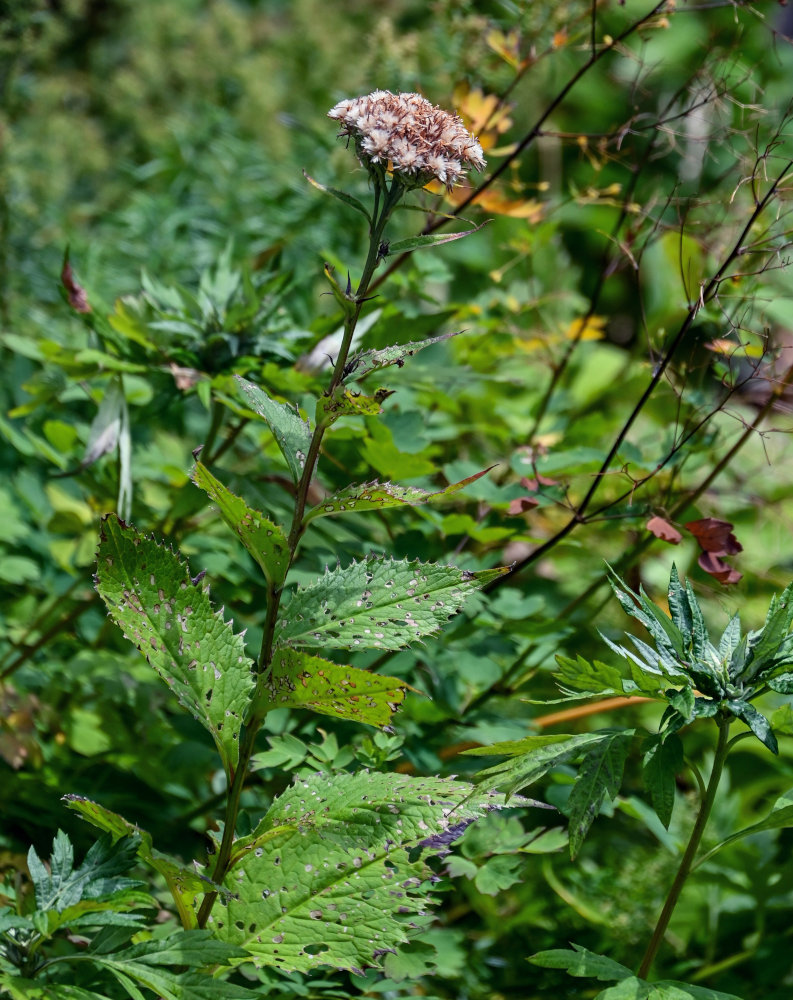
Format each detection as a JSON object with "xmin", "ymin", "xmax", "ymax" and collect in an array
[{"xmin": 565, "ymin": 316, "xmax": 607, "ymax": 341}]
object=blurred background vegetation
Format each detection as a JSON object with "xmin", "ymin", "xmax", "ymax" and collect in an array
[{"xmin": 3, "ymin": 0, "xmax": 793, "ymax": 996}]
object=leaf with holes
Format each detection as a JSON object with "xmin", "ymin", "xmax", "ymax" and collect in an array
[
  {"xmin": 315, "ymin": 388, "xmax": 389, "ymax": 429},
  {"xmin": 210, "ymin": 770, "xmax": 515, "ymax": 974},
  {"xmin": 257, "ymin": 647, "xmax": 410, "ymax": 730},
  {"xmin": 274, "ymin": 556, "xmax": 509, "ymax": 651},
  {"xmin": 191, "ymin": 462, "xmax": 288, "ymax": 586},
  {"xmin": 95, "ymin": 515, "xmax": 254, "ymax": 772},
  {"xmin": 303, "ymin": 468, "xmax": 494, "ymax": 525},
  {"xmin": 343, "ymin": 332, "xmax": 463, "ymax": 383},
  {"xmin": 235, "ymin": 376, "xmax": 312, "ymax": 484}
]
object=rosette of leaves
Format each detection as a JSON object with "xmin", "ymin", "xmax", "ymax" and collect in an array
[
  {"xmin": 466, "ymin": 567, "xmax": 793, "ymax": 857},
  {"xmin": 594, "ymin": 565, "xmax": 793, "ymax": 753}
]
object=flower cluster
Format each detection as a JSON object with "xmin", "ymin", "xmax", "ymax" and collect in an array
[{"xmin": 328, "ymin": 90, "xmax": 486, "ymax": 190}]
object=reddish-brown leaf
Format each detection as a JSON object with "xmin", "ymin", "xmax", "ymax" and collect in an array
[
  {"xmin": 519, "ymin": 474, "xmax": 559, "ymax": 491},
  {"xmin": 698, "ymin": 551, "xmax": 742, "ymax": 585},
  {"xmin": 685, "ymin": 518, "xmax": 742, "ymax": 555},
  {"xmin": 508, "ymin": 495, "xmax": 540, "ymax": 515},
  {"xmin": 646, "ymin": 516, "xmax": 682, "ymax": 545},
  {"xmin": 61, "ymin": 258, "xmax": 92, "ymax": 314}
]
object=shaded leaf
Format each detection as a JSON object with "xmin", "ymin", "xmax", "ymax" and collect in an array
[
  {"xmin": 726, "ymin": 699, "xmax": 778, "ymax": 753},
  {"xmin": 303, "ymin": 170, "xmax": 371, "ymax": 223},
  {"xmin": 696, "ymin": 789, "xmax": 793, "ymax": 867},
  {"xmin": 275, "ymin": 556, "xmax": 508, "ymax": 651},
  {"xmin": 95, "ymin": 515, "xmax": 254, "ymax": 772},
  {"xmin": 567, "ymin": 731, "xmax": 634, "ymax": 858},
  {"xmin": 685, "ymin": 518, "xmax": 742, "ymax": 555},
  {"xmin": 642, "ymin": 733, "xmax": 683, "ymax": 829},
  {"xmin": 191, "ymin": 462, "xmax": 288, "ymax": 586},
  {"xmin": 387, "ymin": 221, "xmax": 489, "ymax": 255},
  {"xmin": 697, "ymin": 551, "xmax": 742, "ymax": 585},
  {"xmin": 303, "ymin": 468, "xmax": 494, "ymax": 525},
  {"xmin": 529, "ymin": 943, "xmax": 632, "ymax": 981},
  {"xmin": 235, "ymin": 376, "xmax": 312, "ymax": 484},
  {"xmin": 258, "ymin": 647, "xmax": 410, "ymax": 729}
]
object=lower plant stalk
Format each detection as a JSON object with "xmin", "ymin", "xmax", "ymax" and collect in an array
[
  {"xmin": 195, "ymin": 175, "xmax": 401, "ymax": 929},
  {"xmin": 637, "ymin": 717, "xmax": 731, "ymax": 979}
]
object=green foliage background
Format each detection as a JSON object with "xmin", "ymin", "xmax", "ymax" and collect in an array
[{"xmin": 3, "ymin": 0, "xmax": 793, "ymax": 996}]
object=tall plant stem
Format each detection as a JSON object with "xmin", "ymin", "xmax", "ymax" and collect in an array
[
  {"xmin": 196, "ymin": 175, "xmax": 402, "ymax": 930},
  {"xmin": 637, "ymin": 717, "xmax": 731, "ymax": 980}
]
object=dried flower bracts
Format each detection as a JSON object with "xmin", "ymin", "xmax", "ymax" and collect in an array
[{"xmin": 328, "ymin": 90, "xmax": 486, "ymax": 190}]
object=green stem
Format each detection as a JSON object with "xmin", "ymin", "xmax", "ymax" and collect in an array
[
  {"xmin": 637, "ymin": 717, "xmax": 731, "ymax": 980},
  {"xmin": 201, "ymin": 398, "xmax": 226, "ymax": 465},
  {"xmin": 195, "ymin": 173, "xmax": 404, "ymax": 929}
]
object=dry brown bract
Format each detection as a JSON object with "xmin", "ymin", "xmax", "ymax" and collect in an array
[{"xmin": 328, "ymin": 90, "xmax": 486, "ymax": 190}]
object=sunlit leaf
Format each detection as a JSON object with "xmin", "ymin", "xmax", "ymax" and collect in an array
[
  {"xmin": 191, "ymin": 462, "xmax": 289, "ymax": 586},
  {"xmin": 235, "ymin": 376, "xmax": 312, "ymax": 484},
  {"xmin": 95, "ymin": 515, "xmax": 254, "ymax": 772},
  {"xmin": 303, "ymin": 468, "xmax": 494, "ymax": 525},
  {"xmin": 275, "ymin": 556, "xmax": 508, "ymax": 651},
  {"xmin": 258, "ymin": 647, "xmax": 410, "ymax": 729},
  {"xmin": 211, "ymin": 771, "xmax": 512, "ymax": 974}
]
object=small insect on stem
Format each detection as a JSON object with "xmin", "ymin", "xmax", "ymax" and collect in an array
[{"xmin": 377, "ymin": 240, "xmax": 390, "ymax": 262}]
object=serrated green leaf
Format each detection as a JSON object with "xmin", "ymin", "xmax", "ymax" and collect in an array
[
  {"xmin": 667, "ymin": 564, "xmax": 693, "ymax": 645},
  {"xmin": 553, "ymin": 654, "xmax": 624, "ymax": 696},
  {"xmin": 275, "ymin": 556, "xmax": 508, "ymax": 652},
  {"xmin": 64, "ymin": 797, "xmax": 214, "ymax": 924},
  {"xmin": 718, "ymin": 612, "xmax": 742, "ymax": 662},
  {"xmin": 343, "ymin": 332, "xmax": 463, "ymax": 384},
  {"xmin": 211, "ymin": 771, "xmax": 511, "ymax": 974},
  {"xmin": 666, "ymin": 686, "xmax": 695, "ymax": 722},
  {"xmin": 387, "ymin": 222, "xmax": 488, "ymax": 255},
  {"xmin": 637, "ymin": 587, "xmax": 686, "ymax": 658},
  {"xmin": 725, "ymin": 699, "xmax": 778, "ymax": 753},
  {"xmin": 472, "ymin": 855, "xmax": 523, "ymax": 896},
  {"xmin": 88, "ymin": 931, "xmax": 258, "ymax": 1000},
  {"xmin": 259, "ymin": 647, "xmax": 410, "ymax": 729},
  {"xmin": 685, "ymin": 580, "xmax": 710, "ymax": 662},
  {"xmin": 567, "ymin": 731, "xmax": 634, "ymax": 858},
  {"xmin": 303, "ymin": 468, "xmax": 494, "ymax": 525},
  {"xmin": 529, "ymin": 943, "xmax": 632, "ymax": 981},
  {"xmin": 95, "ymin": 515, "xmax": 254, "ymax": 772},
  {"xmin": 767, "ymin": 672, "xmax": 793, "ymax": 693},
  {"xmin": 745, "ymin": 582, "xmax": 793, "ymax": 681},
  {"xmin": 642, "ymin": 733, "xmax": 684, "ymax": 829},
  {"xmin": 467, "ymin": 733, "xmax": 609, "ymax": 798},
  {"xmin": 28, "ymin": 831, "xmax": 141, "ymax": 915},
  {"xmin": 191, "ymin": 463, "xmax": 288, "ymax": 586},
  {"xmin": 235, "ymin": 376, "xmax": 312, "ymax": 484}
]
